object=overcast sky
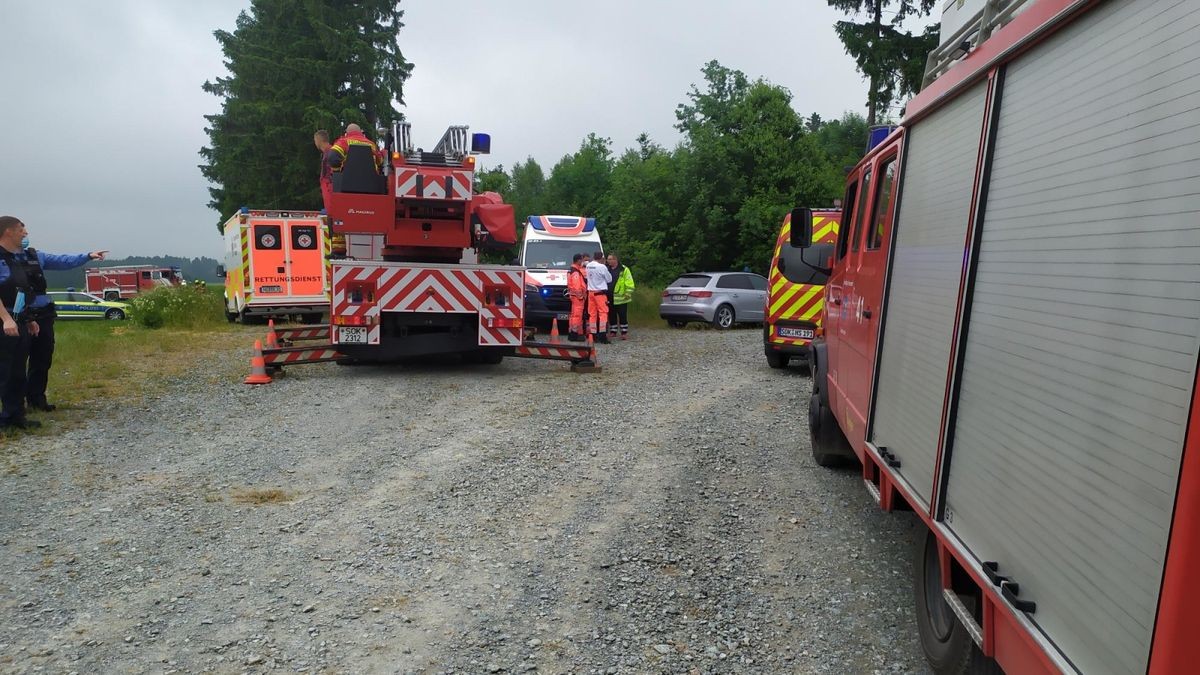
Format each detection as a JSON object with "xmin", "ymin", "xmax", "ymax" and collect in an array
[{"xmin": 0, "ymin": 1, "xmax": 923, "ymax": 259}]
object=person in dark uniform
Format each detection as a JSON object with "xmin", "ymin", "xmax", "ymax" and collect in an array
[
  {"xmin": 18, "ymin": 231, "xmax": 107, "ymax": 412},
  {"xmin": 0, "ymin": 217, "xmax": 106, "ymax": 427},
  {"xmin": 0, "ymin": 216, "xmax": 41, "ymax": 429}
]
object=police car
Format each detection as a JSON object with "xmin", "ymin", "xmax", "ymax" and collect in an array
[{"xmin": 46, "ymin": 291, "xmax": 131, "ymax": 320}]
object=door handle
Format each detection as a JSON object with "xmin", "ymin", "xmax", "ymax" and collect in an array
[
  {"xmin": 863, "ymin": 309, "xmax": 872, "ymax": 319},
  {"xmin": 832, "ymin": 298, "xmax": 841, "ymax": 306}
]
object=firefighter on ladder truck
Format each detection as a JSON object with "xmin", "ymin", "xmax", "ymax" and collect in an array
[{"xmin": 793, "ymin": 0, "xmax": 1200, "ymax": 674}]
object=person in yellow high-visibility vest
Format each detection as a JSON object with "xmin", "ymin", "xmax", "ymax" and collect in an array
[{"xmin": 606, "ymin": 252, "xmax": 635, "ymax": 340}]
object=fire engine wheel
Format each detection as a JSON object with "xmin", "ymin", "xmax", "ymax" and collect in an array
[
  {"xmin": 913, "ymin": 528, "xmax": 1001, "ymax": 674},
  {"xmin": 105, "ymin": 309, "xmax": 125, "ymax": 320},
  {"xmin": 765, "ymin": 350, "xmax": 788, "ymax": 369},
  {"xmin": 712, "ymin": 304, "xmax": 735, "ymax": 330},
  {"xmin": 808, "ymin": 390, "xmax": 854, "ymax": 467}
]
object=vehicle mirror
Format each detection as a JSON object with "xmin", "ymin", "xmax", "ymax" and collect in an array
[
  {"xmin": 216, "ymin": 265, "xmax": 226, "ymax": 278},
  {"xmin": 789, "ymin": 207, "xmax": 813, "ymax": 248},
  {"xmin": 92, "ymin": 300, "xmax": 100, "ymax": 304}
]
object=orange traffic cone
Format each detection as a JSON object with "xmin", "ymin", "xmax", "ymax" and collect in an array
[
  {"xmin": 244, "ymin": 339, "xmax": 273, "ymax": 385},
  {"xmin": 265, "ymin": 319, "xmax": 279, "ymax": 350},
  {"xmin": 549, "ymin": 317, "xmax": 561, "ymax": 343}
]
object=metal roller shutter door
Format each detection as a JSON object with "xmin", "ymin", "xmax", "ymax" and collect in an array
[
  {"xmin": 870, "ymin": 83, "xmax": 988, "ymax": 510},
  {"xmin": 942, "ymin": 1, "xmax": 1200, "ymax": 673}
]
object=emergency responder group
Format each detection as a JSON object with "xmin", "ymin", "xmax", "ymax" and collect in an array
[
  {"xmin": 567, "ymin": 250, "xmax": 635, "ymax": 343},
  {"xmin": 0, "ymin": 216, "xmax": 107, "ymax": 431}
]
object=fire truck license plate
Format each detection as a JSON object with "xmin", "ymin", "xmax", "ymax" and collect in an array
[
  {"xmin": 338, "ymin": 327, "xmax": 367, "ymax": 344},
  {"xmin": 779, "ymin": 327, "xmax": 814, "ymax": 339}
]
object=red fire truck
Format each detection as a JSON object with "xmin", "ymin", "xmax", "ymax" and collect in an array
[
  {"xmin": 85, "ymin": 265, "xmax": 185, "ymax": 300},
  {"xmin": 324, "ymin": 124, "xmax": 532, "ymax": 364},
  {"xmin": 797, "ymin": 0, "xmax": 1200, "ymax": 673}
]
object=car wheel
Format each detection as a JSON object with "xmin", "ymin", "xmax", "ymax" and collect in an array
[
  {"xmin": 809, "ymin": 390, "xmax": 855, "ymax": 467},
  {"xmin": 765, "ymin": 350, "xmax": 788, "ymax": 369},
  {"xmin": 105, "ymin": 309, "xmax": 125, "ymax": 320},
  {"xmin": 712, "ymin": 304, "xmax": 735, "ymax": 330},
  {"xmin": 667, "ymin": 320, "xmax": 687, "ymax": 329}
]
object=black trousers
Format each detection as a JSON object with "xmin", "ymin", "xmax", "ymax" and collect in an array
[
  {"xmin": 26, "ymin": 315, "xmax": 54, "ymax": 406},
  {"xmin": 611, "ymin": 303, "xmax": 629, "ymax": 333},
  {"xmin": 0, "ymin": 322, "xmax": 32, "ymax": 423}
]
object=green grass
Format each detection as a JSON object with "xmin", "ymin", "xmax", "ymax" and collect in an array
[{"xmin": 627, "ymin": 285, "xmax": 665, "ymax": 328}]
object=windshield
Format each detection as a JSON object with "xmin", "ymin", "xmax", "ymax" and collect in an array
[
  {"xmin": 779, "ymin": 243, "xmax": 834, "ymax": 286},
  {"xmin": 670, "ymin": 275, "xmax": 711, "ymax": 288},
  {"xmin": 524, "ymin": 240, "xmax": 594, "ymax": 269}
]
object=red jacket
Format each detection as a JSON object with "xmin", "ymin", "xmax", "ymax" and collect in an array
[
  {"xmin": 567, "ymin": 264, "xmax": 587, "ymax": 300},
  {"xmin": 329, "ymin": 130, "xmax": 382, "ymax": 171}
]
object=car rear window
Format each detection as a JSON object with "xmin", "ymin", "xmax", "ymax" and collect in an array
[{"xmin": 671, "ymin": 275, "xmax": 711, "ymax": 288}]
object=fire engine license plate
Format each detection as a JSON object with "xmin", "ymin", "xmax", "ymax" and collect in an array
[
  {"xmin": 556, "ymin": 312, "xmax": 568, "ymax": 320},
  {"xmin": 779, "ymin": 327, "xmax": 814, "ymax": 339},
  {"xmin": 339, "ymin": 327, "xmax": 368, "ymax": 344}
]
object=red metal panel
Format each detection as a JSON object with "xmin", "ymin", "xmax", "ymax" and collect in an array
[{"xmin": 1148, "ymin": 365, "xmax": 1200, "ymax": 673}]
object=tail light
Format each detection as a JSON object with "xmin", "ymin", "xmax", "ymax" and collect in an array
[
  {"xmin": 688, "ymin": 290, "xmax": 713, "ymax": 298},
  {"xmin": 661, "ymin": 290, "xmax": 670, "ymax": 298}
]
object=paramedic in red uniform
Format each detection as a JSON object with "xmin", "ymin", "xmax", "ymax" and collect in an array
[
  {"xmin": 567, "ymin": 254, "xmax": 588, "ymax": 342},
  {"xmin": 585, "ymin": 249, "xmax": 612, "ymax": 344}
]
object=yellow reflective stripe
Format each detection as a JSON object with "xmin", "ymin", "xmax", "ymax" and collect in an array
[
  {"xmin": 814, "ymin": 222, "xmax": 838, "ymax": 241},
  {"xmin": 769, "ymin": 283, "xmax": 805, "ymax": 315},
  {"xmin": 800, "ymin": 297, "xmax": 824, "ymax": 321},
  {"xmin": 240, "ymin": 227, "xmax": 250, "ymax": 289},
  {"xmin": 777, "ymin": 285, "xmax": 822, "ymax": 319}
]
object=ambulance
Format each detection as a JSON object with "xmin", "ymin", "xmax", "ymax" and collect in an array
[
  {"xmin": 519, "ymin": 215, "xmax": 603, "ymax": 328},
  {"xmin": 219, "ymin": 208, "xmax": 330, "ymax": 323},
  {"xmin": 762, "ymin": 209, "xmax": 839, "ymax": 369}
]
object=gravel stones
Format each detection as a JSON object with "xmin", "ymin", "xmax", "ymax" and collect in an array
[{"xmin": 0, "ymin": 326, "xmax": 928, "ymax": 673}]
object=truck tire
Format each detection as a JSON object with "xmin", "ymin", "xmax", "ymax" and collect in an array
[
  {"xmin": 809, "ymin": 391, "xmax": 855, "ymax": 467},
  {"xmin": 913, "ymin": 528, "xmax": 1002, "ymax": 674}
]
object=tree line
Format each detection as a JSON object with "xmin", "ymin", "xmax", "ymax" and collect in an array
[
  {"xmin": 477, "ymin": 61, "xmax": 868, "ymax": 285},
  {"xmin": 200, "ymin": 1, "xmax": 936, "ymax": 285}
]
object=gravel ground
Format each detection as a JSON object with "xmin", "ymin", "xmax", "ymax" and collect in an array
[{"xmin": 0, "ymin": 326, "xmax": 929, "ymax": 674}]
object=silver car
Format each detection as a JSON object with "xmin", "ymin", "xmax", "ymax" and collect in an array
[{"xmin": 659, "ymin": 272, "xmax": 768, "ymax": 329}]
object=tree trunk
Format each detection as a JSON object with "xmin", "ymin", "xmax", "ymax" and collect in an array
[{"xmin": 867, "ymin": 0, "xmax": 883, "ymax": 126}]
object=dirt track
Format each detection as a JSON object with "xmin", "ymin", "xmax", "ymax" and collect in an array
[{"xmin": 0, "ymin": 327, "xmax": 927, "ymax": 673}]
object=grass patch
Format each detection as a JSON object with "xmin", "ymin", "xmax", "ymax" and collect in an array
[
  {"xmin": 231, "ymin": 488, "xmax": 294, "ymax": 505},
  {"xmin": 627, "ymin": 285, "xmax": 664, "ymax": 328}
]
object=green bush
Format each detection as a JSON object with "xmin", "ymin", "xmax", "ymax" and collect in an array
[{"xmin": 129, "ymin": 286, "xmax": 226, "ymax": 330}]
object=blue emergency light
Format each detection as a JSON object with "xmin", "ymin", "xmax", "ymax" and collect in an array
[
  {"xmin": 471, "ymin": 133, "xmax": 491, "ymax": 154},
  {"xmin": 866, "ymin": 125, "xmax": 896, "ymax": 152}
]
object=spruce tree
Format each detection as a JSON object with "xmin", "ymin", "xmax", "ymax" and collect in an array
[{"xmin": 200, "ymin": 0, "xmax": 413, "ymax": 232}]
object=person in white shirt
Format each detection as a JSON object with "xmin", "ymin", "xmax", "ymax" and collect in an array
[{"xmin": 584, "ymin": 250, "xmax": 612, "ymax": 344}]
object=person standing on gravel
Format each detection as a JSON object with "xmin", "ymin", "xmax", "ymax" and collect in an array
[
  {"xmin": 584, "ymin": 250, "xmax": 611, "ymax": 344},
  {"xmin": 566, "ymin": 253, "xmax": 588, "ymax": 342},
  {"xmin": 0, "ymin": 217, "xmax": 43, "ymax": 429},
  {"xmin": 606, "ymin": 253, "xmax": 634, "ymax": 341},
  {"xmin": 18, "ymin": 230, "xmax": 107, "ymax": 412}
]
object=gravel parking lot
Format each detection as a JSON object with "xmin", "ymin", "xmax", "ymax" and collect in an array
[{"xmin": 0, "ymin": 326, "xmax": 928, "ymax": 674}]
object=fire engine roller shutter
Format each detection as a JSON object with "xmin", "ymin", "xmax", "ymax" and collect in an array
[
  {"xmin": 869, "ymin": 82, "xmax": 988, "ymax": 511},
  {"xmin": 942, "ymin": 2, "xmax": 1200, "ymax": 674}
]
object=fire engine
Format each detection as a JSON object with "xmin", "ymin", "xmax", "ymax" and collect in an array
[
  {"xmin": 323, "ymin": 124, "xmax": 589, "ymax": 366},
  {"xmin": 762, "ymin": 209, "xmax": 839, "ymax": 370},
  {"xmin": 85, "ymin": 265, "xmax": 185, "ymax": 300},
  {"xmin": 795, "ymin": 0, "xmax": 1200, "ymax": 673},
  {"xmin": 219, "ymin": 208, "xmax": 330, "ymax": 323}
]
